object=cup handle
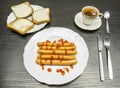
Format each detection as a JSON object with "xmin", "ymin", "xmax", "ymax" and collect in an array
[
  {"xmin": 99, "ymin": 13, "xmax": 103, "ymax": 18},
  {"xmin": 96, "ymin": 13, "xmax": 103, "ymax": 20}
]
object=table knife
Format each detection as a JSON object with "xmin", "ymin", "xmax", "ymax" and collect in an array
[{"xmin": 97, "ymin": 35, "xmax": 104, "ymax": 81}]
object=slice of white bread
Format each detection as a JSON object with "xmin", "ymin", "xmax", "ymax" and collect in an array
[
  {"xmin": 32, "ymin": 8, "xmax": 50, "ymax": 24},
  {"xmin": 11, "ymin": 2, "xmax": 33, "ymax": 18},
  {"xmin": 7, "ymin": 19, "xmax": 34, "ymax": 35}
]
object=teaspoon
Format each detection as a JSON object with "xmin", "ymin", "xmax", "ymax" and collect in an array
[{"xmin": 104, "ymin": 11, "xmax": 110, "ymax": 33}]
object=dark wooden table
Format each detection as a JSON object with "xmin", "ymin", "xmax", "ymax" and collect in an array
[{"xmin": 0, "ymin": 0, "xmax": 120, "ymax": 88}]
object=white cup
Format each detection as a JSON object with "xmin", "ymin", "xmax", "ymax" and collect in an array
[{"xmin": 82, "ymin": 6, "xmax": 103, "ymax": 25}]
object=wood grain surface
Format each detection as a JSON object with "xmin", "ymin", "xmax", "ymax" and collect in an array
[{"xmin": 0, "ymin": 0, "xmax": 120, "ymax": 88}]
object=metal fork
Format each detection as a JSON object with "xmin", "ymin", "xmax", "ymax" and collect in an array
[{"xmin": 104, "ymin": 38, "xmax": 113, "ymax": 80}]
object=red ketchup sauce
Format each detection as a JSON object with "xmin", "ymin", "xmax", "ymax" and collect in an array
[
  {"xmin": 38, "ymin": 39, "xmax": 75, "ymax": 76},
  {"xmin": 64, "ymin": 67, "xmax": 69, "ymax": 73},
  {"xmin": 50, "ymin": 56, "xmax": 53, "ymax": 65},
  {"xmin": 56, "ymin": 68, "xmax": 65, "ymax": 76},
  {"xmin": 41, "ymin": 65, "xmax": 44, "ymax": 70},
  {"xmin": 70, "ymin": 65, "xmax": 74, "ymax": 69},
  {"xmin": 47, "ymin": 68, "xmax": 52, "ymax": 72}
]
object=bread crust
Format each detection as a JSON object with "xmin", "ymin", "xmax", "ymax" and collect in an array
[
  {"xmin": 11, "ymin": 2, "xmax": 34, "ymax": 18},
  {"xmin": 32, "ymin": 8, "xmax": 50, "ymax": 24},
  {"xmin": 7, "ymin": 19, "xmax": 34, "ymax": 35}
]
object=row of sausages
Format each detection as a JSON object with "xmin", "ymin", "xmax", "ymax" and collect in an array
[{"xmin": 36, "ymin": 39, "xmax": 77, "ymax": 65}]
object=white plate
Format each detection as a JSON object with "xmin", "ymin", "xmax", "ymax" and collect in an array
[
  {"xmin": 74, "ymin": 12, "xmax": 102, "ymax": 30},
  {"xmin": 23, "ymin": 27, "xmax": 89, "ymax": 85},
  {"xmin": 7, "ymin": 5, "xmax": 47, "ymax": 33}
]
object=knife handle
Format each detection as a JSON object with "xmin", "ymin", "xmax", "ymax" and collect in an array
[{"xmin": 99, "ymin": 51, "xmax": 104, "ymax": 81}]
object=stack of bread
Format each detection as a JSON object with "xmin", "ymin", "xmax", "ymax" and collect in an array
[
  {"xmin": 36, "ymin": 39, "xmax": 77, "ymax": 66},
  {"xmin": 7, "ymin": 2, "xmax": 50, "ymax": 35}
]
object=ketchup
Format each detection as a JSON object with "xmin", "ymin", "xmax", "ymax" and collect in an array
[
  {"xmin": 46, "ymin": 40, "xmax": 51, "ymax": 43},
  {"xmin": 70, "ymin": 65, "xmax": 74, "ymax": 69},
  {"xmin": 65, "ymin": 49, "xmax": 67, "ymax": 54},
  {"xmin": 50, "ymin": 56, "xmax": 53, "ymax": 64},
  {"xmin": 41, "ymin": 65, "xmax": 44, "ymax": 70},
  {"xmin": 53, "ymin": 40, "xmax": 56, "ymax": 43},
  {"xmin": 47, "ymin": 68, "xmax": 52, "ymax": 72},
  {"xmin": 64, "ymin": 40, "xmax": 68, "ymax": 43},
  {"xmin": 57, "ymin": 43, "xmax": 60, "ymax": 49},
  {"xmin": 58, "ymin": 39, "xmax": 64, "ymax": 43},
  {"xmin": 38, "ymin": 39, "xmax": 76, "ymax": 76},
  {"xmin": 56, "ymin": 68, "xmax": 65, "ymax": 76},
  {"xmin": 64, "ymin": 67, "xmax": 69, "ymax": 73}
]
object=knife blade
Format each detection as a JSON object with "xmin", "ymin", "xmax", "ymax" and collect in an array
[{"xmin": 97, "ymin": 35, "xmax": 104, "ymax": 81}]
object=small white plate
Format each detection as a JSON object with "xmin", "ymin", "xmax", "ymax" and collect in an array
[
  {"xmin": 23, "ymin": 27, "xmax": 89, "ymax": 85},
  {"xmin": 74, "ymin": 12, "xmax": 102, "ymax": 30},
  {"xmin": 7, "ymin": 5, "xmax": 47, "ymax": 33}
]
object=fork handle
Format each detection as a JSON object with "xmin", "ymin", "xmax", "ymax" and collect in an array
[
  {"xmin": 99, "ymin": 51, "xmax": 104, "ymax": 81},
  {"xmin": 107, "ymin": 50, "xmax": 113, "ymax": 79}
]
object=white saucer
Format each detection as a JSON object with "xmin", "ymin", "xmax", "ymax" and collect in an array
[{"xmin": 74, "ymin": 12, "xmax": 102, "ymax": 30}]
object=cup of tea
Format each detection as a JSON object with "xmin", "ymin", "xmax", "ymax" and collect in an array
[{"xmin": 82, "ymin": 6, "xmax": 103, "ymax": 25}]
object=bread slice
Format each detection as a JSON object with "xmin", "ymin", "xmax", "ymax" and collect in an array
[
  {"xmin": 11, "ymin": 2, "xmax": 33, "ymax": 18},
  {"xmin": 7, "ymin": 19, "xmax": 34, "ymax": 35},
  {"xmin": 32, "ymin": 8, "xmax": 50, "ymax": 24}
]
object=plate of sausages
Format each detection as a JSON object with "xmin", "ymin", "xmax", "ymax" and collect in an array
[{"xmin": 23, "ymin": 27, "xmax": 89, "ymax": 85}]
